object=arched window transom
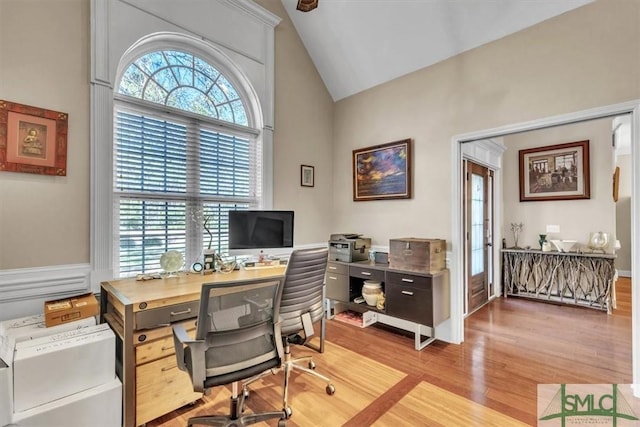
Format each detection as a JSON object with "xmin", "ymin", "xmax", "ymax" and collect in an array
[{"xmin": 118, "ymin": 50, "xmax": 248, "ymax": 126}]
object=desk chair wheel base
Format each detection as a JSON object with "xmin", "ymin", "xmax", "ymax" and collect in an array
[
  {"xmin": 187, "ymin": 393, "xmax": 289, "ymax": 427},
  {"xmin": 326, "ymin": 384, "xmax": 335, "ymax": 395}
]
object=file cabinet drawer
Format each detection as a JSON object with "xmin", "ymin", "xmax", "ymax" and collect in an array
[
  {"xmin": 385, "ymin": 282, "xmax": 433, "ymax": 326},
  {"xmin": 136, "ymin": 355, "xmax": 202, "ymax": 426},
  {"xmin": 135, "ymin": 319, "xmax": 197, "ymax": 365},
  {"xmin": 386, "ymin": 272, "xmax": 431, "ymax": 290},
  {"xmin": 327, "ymin": 261, "xmax": 348, "ymax": 275}
]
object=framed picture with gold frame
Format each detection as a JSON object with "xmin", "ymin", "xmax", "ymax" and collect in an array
[
  {"xmin": 352, "ymin": 138, "xmax": 412, "ymax": 201},
  {"xmin": 0, "ymin": 100, "xmax": 68, "ymax": 176}
]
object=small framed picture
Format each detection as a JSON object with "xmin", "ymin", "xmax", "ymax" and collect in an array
[
  {"xmin": 0, "ymin": 100, "xmax": 68, "ymax": 176},
  {"xmin": 301, "ymin": 164, "xmax": 314, "ymax": 187}
]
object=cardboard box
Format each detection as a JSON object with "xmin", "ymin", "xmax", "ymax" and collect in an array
[
  {"xmin": 389, "ymin": 238, "xmax": 446, "ymax": 273},
  {"xmin": 44, "ymin": 293, "xmax": 99, "ymax": 327},
  {"xmin": 11, "ymin": 378, "xmax": 122, "ymax": 427},
  {"xmin": 0, "ymin": 357, "xmax": 11, "ymax": 427},
  {"xmin": 13, "ymin": 323, "xmax": 115, "ymax": 412}
]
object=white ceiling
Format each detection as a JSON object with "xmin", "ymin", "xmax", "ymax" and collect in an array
[{"xmin": 281, "ymin": 0, "xmax": 594, "ymax": 101}]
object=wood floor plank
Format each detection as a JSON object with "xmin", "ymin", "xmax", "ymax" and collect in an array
[
  {"xmin": 147, "ymin": 277, "xmax": 632, "ymax": 426},
  {"xmin": 373, "ymin": 381, "xmax": 530, "ymax": 427}
]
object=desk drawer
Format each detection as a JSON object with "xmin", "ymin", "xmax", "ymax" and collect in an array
[
  {"xmin": 349, "ymin": 266, "xmax": 385, "ymax": 282},
  {"xmin": 326, "ymin": 272, "xmax": 349, "ymax": 301},
  {"xmin": 327, "ymin": 262, "xmax": 348, "ymax": 275},
  {"xmin": 386, "ymin": 272, "xmax": 431, "ymax": 290},
  {"xmin": 386, "ymin": 282, "xmax": 433, "ymax": 326},
  {"xmin": 135, "ymin": 320, "xmax": 197, "ymax": 365},
  {"xmin": 136, "ymin": 354, "xmax": 202, "ymax": 426},
  {"xmin": 135, "ymin": 300, "xmax": 199, "ymax": 330}
]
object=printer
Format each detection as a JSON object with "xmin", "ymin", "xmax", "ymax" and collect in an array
[{"xmin": 329, "ymin": 233, "xmax": 371, "ymax": 262}]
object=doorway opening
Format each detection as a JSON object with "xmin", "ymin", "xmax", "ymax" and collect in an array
[{"xmin": 450, "ymin": 100, "xmax": 639, "ymax": 387}]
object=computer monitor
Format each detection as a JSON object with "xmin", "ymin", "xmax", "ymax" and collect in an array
[{"xmin": 228, "ymin": 210, "xmax": 294, "ymax": 258}]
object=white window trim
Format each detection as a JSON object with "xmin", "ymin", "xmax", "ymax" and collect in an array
[{"xmin": 90, "ymin": 0, "xmax": 280, "ymax": 290}]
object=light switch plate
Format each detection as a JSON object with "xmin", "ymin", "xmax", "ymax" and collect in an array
[{"xmin": 546, "ymin": 225, "xmax": 560, "ymax": 233}]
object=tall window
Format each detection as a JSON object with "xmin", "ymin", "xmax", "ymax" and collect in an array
[{"xmin": 114, "ymin": 49, "xmax": 261, "ymax": 276}]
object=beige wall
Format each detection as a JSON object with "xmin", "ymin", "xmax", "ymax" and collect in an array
[
  {"xmin": 502, "ymin": 118, "xmax": 616, "ymax": 251},
  {"xmin": 0, "ymin": 0, "xmax": 333, "ymax": 270},
  {"xmin": 256, "ymin": 0, "xmax": 335, "ymax": 246},
  {"xmin": 332, "ymin": 0, "xmax": 639, "ymax": 248},
  {"xmin": 0, "ymin": 0, "xmax": 90, "ymax": 269},
  {"xmin": 0, "ymin": 0, "xmax": 638, "ymax": 270}
]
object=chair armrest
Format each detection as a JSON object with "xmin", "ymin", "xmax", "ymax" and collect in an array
[{"xmin": 172, "ymin": 324, "xmax": 207, "ymax": 392}]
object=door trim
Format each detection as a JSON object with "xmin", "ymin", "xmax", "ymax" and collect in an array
[{"xmin": 448, "ymin": 100, "xmax": 640, "ymax": 390}]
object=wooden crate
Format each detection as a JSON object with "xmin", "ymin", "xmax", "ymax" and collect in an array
[{"xmin": 389, "ymin": 238, "xmax": 446, "ymax": 273}]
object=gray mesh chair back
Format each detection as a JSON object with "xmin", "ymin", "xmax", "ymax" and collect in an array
[
  {"xmin": 280, "ymin": 247, "xmax": 329, "ymax": 337},
  {"xmin": 276, "ymin": 247, "xmax": 335, "ymax": 411},
  {"xmin": 173, "ymin": 276, "xmax": 289, "ymax": 426}
]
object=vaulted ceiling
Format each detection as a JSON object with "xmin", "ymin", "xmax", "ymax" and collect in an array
[{"xmin": 281, "ymin": 0, "xmax": 594, "ymax": 101}]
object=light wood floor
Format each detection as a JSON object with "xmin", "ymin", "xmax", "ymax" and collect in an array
[{"xmin": 150, "ymin": 277, "xmax": 632, "ymax": 426}]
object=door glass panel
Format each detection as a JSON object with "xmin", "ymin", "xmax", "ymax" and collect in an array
[{"xmin": 471, "ymin": 173, "xmax": 484, "ymax": 275}]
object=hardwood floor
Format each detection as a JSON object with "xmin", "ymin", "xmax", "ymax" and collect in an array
[{"xmin": 150, "ymin": 278, "xmax": 632, "ymax": 426}]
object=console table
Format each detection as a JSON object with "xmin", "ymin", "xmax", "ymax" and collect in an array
[
  {"xmin": 100, "ymin": 267, "xmax": 286, "ymax": 427},
  {"xmin": 325, "ymin": 260, "xmax": 450, "ymax": 350},
  {"xmin": 502, "ymin": 249, "xmax": 616, "ymax": 313}
]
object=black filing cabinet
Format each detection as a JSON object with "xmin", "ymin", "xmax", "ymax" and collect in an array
[{"xmin": 385, "ymin": 271, "xmax": 433, "ymax": 326}]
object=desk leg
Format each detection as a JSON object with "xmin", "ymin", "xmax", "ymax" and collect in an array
[{"xmin": 123, "ymin": 304, "xmax": 136, "ymax": 427}]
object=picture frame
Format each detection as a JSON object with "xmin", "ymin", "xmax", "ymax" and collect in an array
[
  {"xmin": 301, "ymin": 164, "xmax": 314, "ymax": 187},
  {"xmin": 0, "ymin": 100, "xmax": 68, "ymax": 176},
  {"xmin": 519, "ymin": 140, "xmax": 590, "ymax": 202},
  {"xmin": 353, "ymin": 138, "xmax": 412, "ymax": 201}
]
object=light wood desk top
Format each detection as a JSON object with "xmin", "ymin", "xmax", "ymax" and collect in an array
[{"xmin": 101, "ymin": 267, "xmax": 286, "ymax": 312}]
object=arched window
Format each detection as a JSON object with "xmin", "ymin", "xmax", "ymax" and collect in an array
[{"xmin": 114, "ymin": 49, "xmax": 261, "ymax": 276}]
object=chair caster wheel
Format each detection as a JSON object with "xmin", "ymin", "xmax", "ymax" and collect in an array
[
  {"xmin": 308, "ymin": 360, "xmax": 316, "ymax": 370},
  {"xmin": 278, "ymin": 419, "xmax": 287, "ymax": 427},
  {"xmin": 283, "ymin": 406, "xmax": 293, "ymax": 419},
  {"xmin": 326, "ymin": 384, "xmax": 336, "ymax": 395}
]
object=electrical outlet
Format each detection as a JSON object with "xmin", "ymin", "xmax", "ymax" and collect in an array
[{"xmin": 546, "ymin": 225, "xmax": 560, "ymax": 233}]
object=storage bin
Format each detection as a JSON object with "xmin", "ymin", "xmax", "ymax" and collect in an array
[{"xmin": 389, "ymin": 238, "xmax": 446, "ymax": 273}]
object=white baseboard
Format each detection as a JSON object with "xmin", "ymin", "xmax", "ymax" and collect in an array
[{"xmin": 618, "ymin": 270, "xmax": 632, "ymax": 278}]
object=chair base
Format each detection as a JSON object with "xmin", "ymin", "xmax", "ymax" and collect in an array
[
  {"xmin": 283, "ymin": 355, "xmax": 335, "ymax": 409},
  {"xmin": 188, "ymin": 393, "xmax": 288, "ymax": 427}
]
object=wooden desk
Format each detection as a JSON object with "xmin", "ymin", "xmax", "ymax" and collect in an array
[{"xmin": 100, "ymin": 268, "xmax": 286, "ymax": 427}]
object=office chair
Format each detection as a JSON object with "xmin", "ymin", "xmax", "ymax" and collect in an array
[
  {"xmin": 173, "ymin": 277, "xmax": 290, "ymax": 427},
  {"xmin": 245, "ymin": 247, "xmax": 335, "ymax": 415}
]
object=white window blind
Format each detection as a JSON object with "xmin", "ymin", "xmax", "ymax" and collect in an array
[{"xmin": 114, "ymin": 49, "xmax": 261, "ymax": 277}]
